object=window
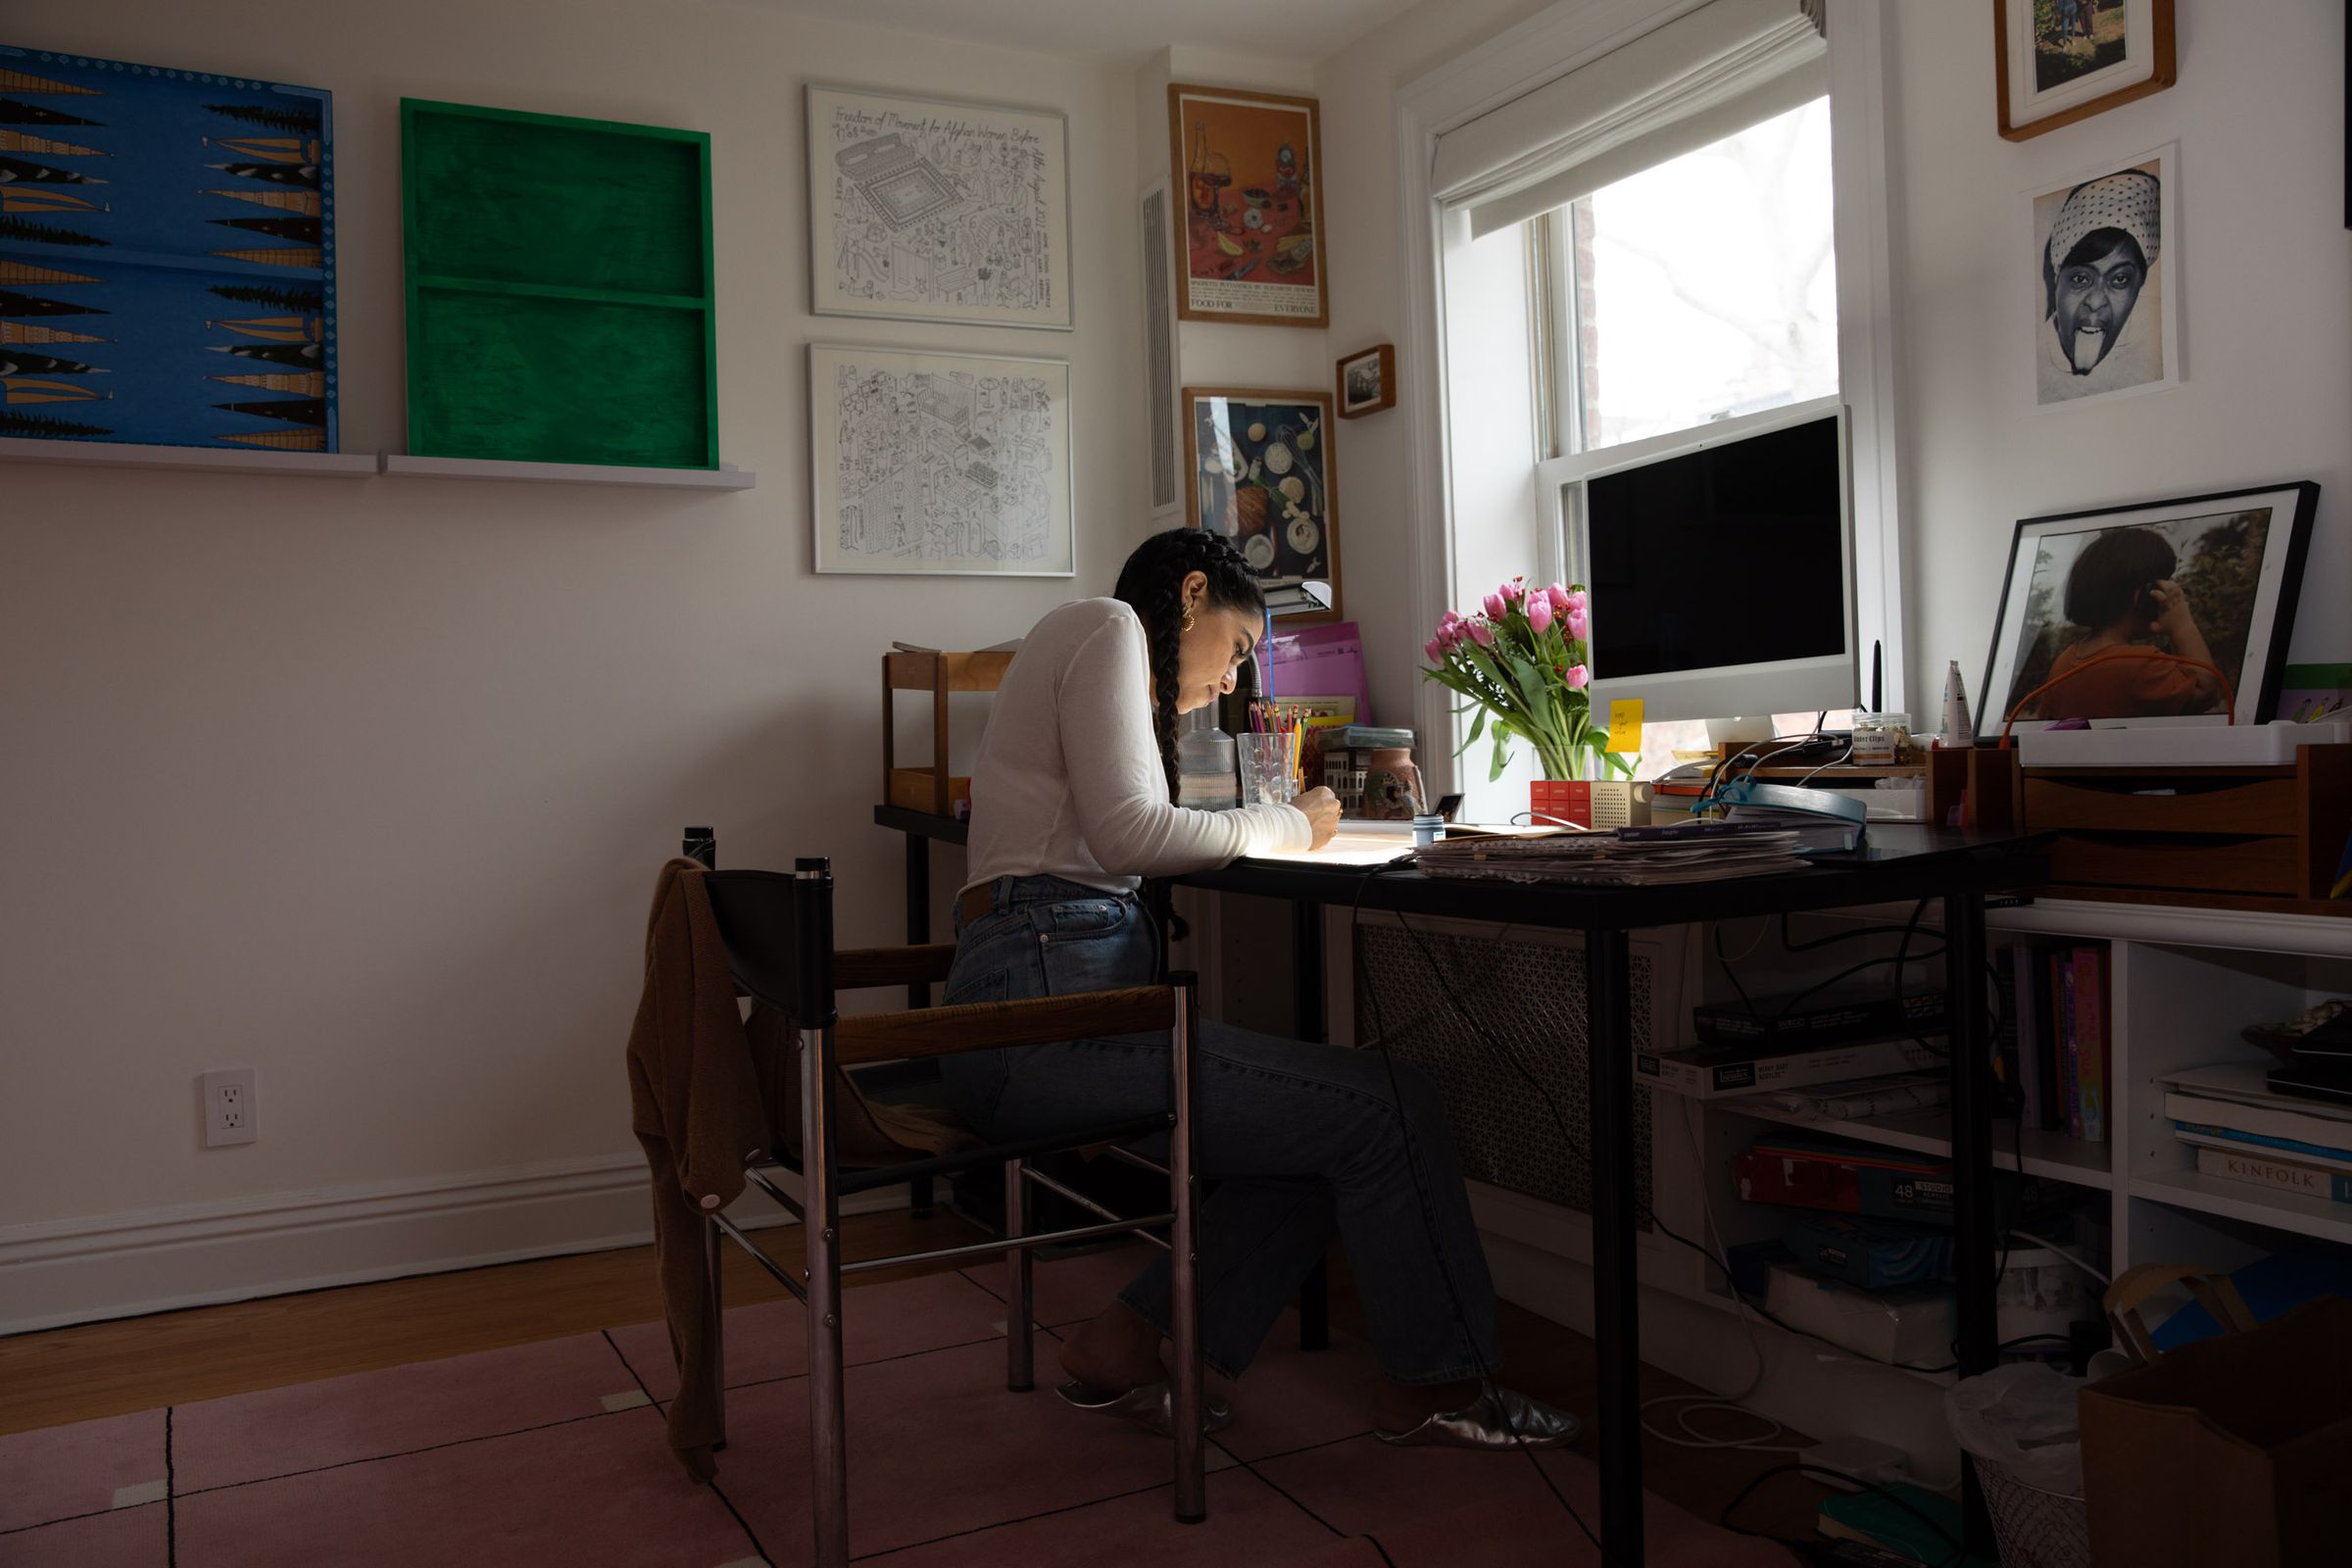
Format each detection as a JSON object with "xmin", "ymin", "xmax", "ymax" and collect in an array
[
  {"xmin": 1537, "ymin": 98, "xmax": 1837, "ymax": 458},
  {"xmin": 1524, "ymin": 96, "xmax": 1840, "ymax": 776}
]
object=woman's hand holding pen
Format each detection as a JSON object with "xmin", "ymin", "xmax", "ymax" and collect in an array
[{"xmin": 1294, "ymin": 787, "xmax": 1341, "ymax": 851}]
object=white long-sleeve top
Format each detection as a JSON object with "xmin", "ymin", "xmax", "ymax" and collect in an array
[{"xmin": 962, "ymin": 598, "xmax": 1309, "ymax": 895}]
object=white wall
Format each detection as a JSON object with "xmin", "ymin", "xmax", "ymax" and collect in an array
[
  {"xmin": 1889, "ymin": 0, "xmax": 2349, "ymax": 710},
  {"xmin": 0, "ymin": 0, "xmax": 1143, "ymax": 1321}
]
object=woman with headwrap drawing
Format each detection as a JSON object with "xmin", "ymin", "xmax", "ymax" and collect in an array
[{"xmin": 2037, "ymin": 167, "xmax": 2163, "ymax": 404}]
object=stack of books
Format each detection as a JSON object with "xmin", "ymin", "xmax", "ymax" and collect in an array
[
  {"xmin": 1413, "ymin": 822, "xmax": 1805, "ymax": 887},
  {"xmin": 1995, "ymin": 941, "xmax": 2109, "ymax": 1145},
  {"xmin": 2165, "ymin": 1063, "xmax": 2352, "ymax": 1203}
]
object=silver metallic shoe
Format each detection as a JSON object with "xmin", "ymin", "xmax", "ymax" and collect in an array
[
  {"xmin": 1054, "ymin": 1379, "xmax": 1234, "ymax": 1436},
  {"xmin": 1373, "ymin": 1387, "xmax": 1580, "ymax": 1450}
]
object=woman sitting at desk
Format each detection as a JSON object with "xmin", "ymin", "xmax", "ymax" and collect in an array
[{"xmin": 943, "ymin": 526, "xmax": 1577, "ymax": 1450}]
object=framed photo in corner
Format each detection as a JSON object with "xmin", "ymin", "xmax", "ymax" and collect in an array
[
  {"xmin": 1166, "ymin": 83, "xmax": 1327, "ymax": 327},
  {"xmin": 809, "ymin": 344, "xmax": 1074, "ymax": 577},
  {"xmin": 1183, "ymin": 386, "xmax": 1340, "ymax": 622},
  {"xmin": 1336, "ymin": 344, "xmax": 1395, "ymax": 418},
  {"xmin": 1993, "ymin": 0, "xmax": 2176, "ymax": 140},
  {"xmin": 2027, "ymin": 142, "xmax": 2178, "ymax": 411},
  {"xmin": 806, "ymin": 84, "xmax": 1072, "ymax": 330},
  {"xmin": 1978, "ymin": 482, "xmax": 2320, "ymax": 735}
]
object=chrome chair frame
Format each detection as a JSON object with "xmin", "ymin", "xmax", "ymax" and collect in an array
[{"xmin": 697, "ymin": 859, "xmax": 1204, "ymax": 1568}]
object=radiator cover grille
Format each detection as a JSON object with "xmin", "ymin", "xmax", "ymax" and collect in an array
[{"xmin": 1354, "ymin": 921, "xmax": 1652, "ymax": 1223}]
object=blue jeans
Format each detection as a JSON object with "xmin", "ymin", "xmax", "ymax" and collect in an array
[{"xmin": 941, "ymin": 874, "xmax": 1501, "ymax": 1385}]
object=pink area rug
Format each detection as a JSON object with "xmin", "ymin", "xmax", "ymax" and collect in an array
[{"xmin": 0, "ymin": 1247, "xmax": 1794, "ymax": 1567}]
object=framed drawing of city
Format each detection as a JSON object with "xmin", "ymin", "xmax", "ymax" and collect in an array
[
  {"xmin": 807, "ymin": 85, "xmax": 1072, "ymax": 330},
  {"xmin": 809, "ymin": 344, "xmax": 1074, "ymax": 576},
  {"xmin": 1978, "ymin": 482, "xmax": 2318, "ymax": 734},
  {"xmin": 1994, "ymin": 0, "xmax": 2175, "ymax": 140},
  {"xmin": 1166, "ymin": 83, "xmax": 1327, "ymax": 327},
  {"xmin": 1182, "ymin": 386, "xmax": 1341, "ymax": 622},
  {"xmin": 2027, "ymin": 143, "xmax": 2178, "ymax": 411}
]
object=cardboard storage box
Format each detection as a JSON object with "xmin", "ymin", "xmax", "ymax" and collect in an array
[{"xmin": 2080, "ymin": 1296, "xmax": 2352, "ymax": 1567}]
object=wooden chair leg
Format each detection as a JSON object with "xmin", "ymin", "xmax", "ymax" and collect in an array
[
  {"xmin": 1006, "ymin": 1158, "xmax": 1034, "ymax": 1392},
  {"xmin": 701, "ymin": 1213, "xmax": 727, "ymax": 1450}
]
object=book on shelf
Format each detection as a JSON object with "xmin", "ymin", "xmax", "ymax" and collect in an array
[
  {"xmin": 2162, "ymin": 1063, "xmax": 2352, "ymax": 1152},
  {"xmin": 1639, "ymin": 1034, "xmax": 1944, "ymax": 1099},
  {"xmin": 1691, "ymin": 988, "xmax": 1944, "ymax": 1048},
  {"xmin": 2175, "ymin": 1122, "xmax": 2352, "ymax": 1172},
  {"xmin": 2000, "ymin": 940, "xmax": 2109, "ymax": 1143},
  {"xmin": 2193, "ymin": 1145, "xmax": 2352, "ymax": 1203},
  {"xmin": 1758, "ymin": 1071, "xmax": 1949, "ymax": 1120},
  {"xmin": 1736, "ymin": 1134, "xmax": 1952, "ymax": 1220}
]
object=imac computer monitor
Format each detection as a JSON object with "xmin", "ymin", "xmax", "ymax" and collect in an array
[{"xmin": 1576, "ymin": 402, "xmax": 1854, "ymax": 724}]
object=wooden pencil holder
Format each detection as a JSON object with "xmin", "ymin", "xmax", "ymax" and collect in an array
[{"xmin": 882, "ymin": 649, "xmax": 1014, "ymax": 818}]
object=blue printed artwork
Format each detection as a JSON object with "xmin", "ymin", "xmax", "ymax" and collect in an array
[{"xmin": 0, "ymin": 44, "xmax": 336, "ymax": 450}]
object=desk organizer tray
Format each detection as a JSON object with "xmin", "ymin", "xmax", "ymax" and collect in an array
[{"xmin": 1934, "ymin": 743, "xmax": 2352, "ymax": 910}]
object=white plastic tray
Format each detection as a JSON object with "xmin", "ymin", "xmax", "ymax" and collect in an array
[{"xmin": 2014, "ymin": 721, "xmax": 2349, "ymax": 768}]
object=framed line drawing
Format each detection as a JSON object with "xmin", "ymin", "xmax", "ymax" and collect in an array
[
  {"xmin": 807, "ymin": 84, "xmax": 1071, "ymax": 330},
  {"xmin": 1183, "ymin": 385, "xmax": 1340, "ymax": 621},
  {"xmin": 2028, "ymin": 142, "xmax": 2178, "ymax": 411},
  {"xmin": 1336, "ymin": 343, "xmax": 1395, "ymax": 418},
  {"xmin": 1994, "ymin": 0, "xmax": 2175, "ymax": 140},
  {"xmin": 1979, "ymin": 481, "xmax": 2319, "ymax": 733},
  {"xmin": 810, "ymin": 343, "xmax": 1073, "ymax": 577},
  {"xmin": 1166, "ymin": 83, "xmax": 1326, "ymax": 327}
]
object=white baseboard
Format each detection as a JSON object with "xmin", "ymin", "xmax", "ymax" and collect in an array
[{"xmin": 0, "ymin": 1153, "xmax": 906, "ymax": 1336}]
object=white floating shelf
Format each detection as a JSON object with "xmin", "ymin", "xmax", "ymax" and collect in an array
[
  {"xmin": 2132, "ymin": 1168, "xmax": 2352, "ymax": 1247},
  {"xmin": 378, "ymin": 453, "xmax": 756, "ymax": 490},
  {"xmin": 0, "ymin": 436, "xmax": 377, "ymax": 478}
]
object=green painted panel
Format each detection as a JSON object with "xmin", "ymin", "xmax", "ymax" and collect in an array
[
  {"xmin": 401, "ymin": 99, "xmax": 717, "ymax": 468},
  {"xmin": 410, "ymin": 288, "xmax": 710, "ymax": 466}
]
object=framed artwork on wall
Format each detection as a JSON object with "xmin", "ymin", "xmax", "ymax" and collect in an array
[
  {"xmin": 1979, "ymin": 482, "xmax": 2320, "ymax": 734},
  {"xmin": 810, "ymin": 343, "xmax": 1074, "ymax": 577},
  {"xmin": 806, "ymin": 85, "xmax": 1071, "ymax": 330},
  {"xmin": 402, "ymin": 99, "xmax": 716, "ymax": 468},
  {"xmin": 1336, "ymin": 343, "xmax": 1394, "ymax": 418},
  {"xmin": 2027, "ymin": 142, "xmax": 2178, "ymax": 411},
  {"xmin": 0, "ymin": 44, "xmax": 336, "ymax": 451},
  {"xmin": 1166, "ymin": 83, "xmax": 1327, "ymax": 327},
  {"xmin": 1182, "ymin": 385, "xmax": 1340, "ymax": 621},
  {"xmin": 1993, "ymin": 0, "xmax": 2176, "ymax": 140}
]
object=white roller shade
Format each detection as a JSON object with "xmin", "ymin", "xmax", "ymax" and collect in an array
[{"xmin": 1431, "ymin": 0, "xmax": 1827, "ymax": 240}]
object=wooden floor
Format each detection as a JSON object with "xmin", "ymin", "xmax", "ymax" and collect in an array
[{"xmin": 0, "ymin": 1206, "xmax": 1831, "ymax": 1545}]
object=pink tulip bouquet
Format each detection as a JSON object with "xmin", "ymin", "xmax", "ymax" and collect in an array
[{"xmin": 1422, "ymin": 578, "xmax": 1632, "ymax": 783}]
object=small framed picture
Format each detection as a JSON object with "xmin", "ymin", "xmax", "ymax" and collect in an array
[
  {"xmin": 1336, "ymin": 344, "xmax": 1395, "ymax": 418},
  {"xmin": 2028, "ymin": 142, "xmax": 2178, "ymax": 410},
  {"xmin": 809, "ymin": 344, "xmax": 1074, "ymax": 577},
  {"xmin": 1166, "ymin": 83, "xmax": 1327, "ymax": 327},
  {"xmin": 1182, "ymin": 386, "xmax": 1340, "ymax": 621},
  {"xmin": 1994, "ymin": 0, "xmax": 2175, "ymax": 140},
  {"xmin": 1979, "ymin": 482, "xmax": 2320, "ymax": 734}
]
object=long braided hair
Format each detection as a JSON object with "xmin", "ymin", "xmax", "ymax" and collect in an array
[{"xmin": 1113, "ymin": 527, "xmax": 1265, "ymax": 801}]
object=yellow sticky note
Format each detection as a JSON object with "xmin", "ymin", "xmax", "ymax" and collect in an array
[{"xmin": 1605, "ymin": 698, "xmax": 1644, "ymax": 753}]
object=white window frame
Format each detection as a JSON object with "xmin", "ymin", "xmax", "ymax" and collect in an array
[{"xmin": 1395, "ymin": 0, "xmax": 1905, "ymax": 801}]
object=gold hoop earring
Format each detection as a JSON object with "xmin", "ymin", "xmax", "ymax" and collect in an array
[{"xmin": 1182, "ymin": 609, "xmax": 1198, "ymax": 632}]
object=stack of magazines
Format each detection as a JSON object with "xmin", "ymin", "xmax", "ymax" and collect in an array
[{"xmin": 1414, "ymin": 822, "xmax": 1806, "ymax": 886}]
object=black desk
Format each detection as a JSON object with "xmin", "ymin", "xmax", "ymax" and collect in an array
[{"xmin": 878, "ymin": 807, "xmax": 2046, "ymax": 1565}]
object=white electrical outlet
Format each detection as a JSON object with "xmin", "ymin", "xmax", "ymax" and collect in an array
[{"xmin": 201, "ymin": 1068, "xmax": 258, "ymax": 1148}]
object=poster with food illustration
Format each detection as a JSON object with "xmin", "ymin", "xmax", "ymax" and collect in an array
[
  {"xmin": 1165, "ymin": 83, "xmax": 1326, "ymax": 327},
  {"xmin": 1183, "ymin": 387, "xmax": 1341, "ymax": 621}
]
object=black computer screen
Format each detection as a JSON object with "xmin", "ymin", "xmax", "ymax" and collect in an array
[{"xmin": 1584, "ymin": 414, "xmax": 1846, "ymax": 679}]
